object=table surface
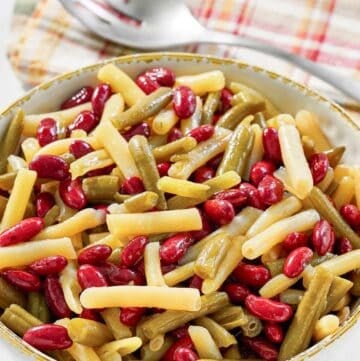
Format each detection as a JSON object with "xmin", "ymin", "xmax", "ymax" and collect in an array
[{"xmin": 0, "ymin": 1, "xmax": 359, "ymax": 360}]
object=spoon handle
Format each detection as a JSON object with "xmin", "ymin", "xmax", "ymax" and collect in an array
[{"xmin": 200, "ymin": 29, "xmax": 360, "ymax": 102}]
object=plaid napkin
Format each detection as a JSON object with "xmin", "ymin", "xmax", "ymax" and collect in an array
[{"xmin": 7, "ymin": 0, "xmax": 360, "ymax": 119}]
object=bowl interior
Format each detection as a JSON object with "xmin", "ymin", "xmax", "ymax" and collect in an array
[{"xmin": 0, "ymin": 52, "xmax": 359, "ymax": 361}]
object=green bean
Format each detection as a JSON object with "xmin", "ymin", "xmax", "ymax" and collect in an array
[
  {"xmin": 0, "ymin": 304, "xmax": 42, "ymax": 336},
  {"xmin": 216, "ymin": 101, "xmax": 265, "ymax": 130},
  {"xmin": 140, "ymin": 292, "xmax": 229, "ymax": 339},
  {"xmin": 0, "ymin": 277, "xmax": 26, "ymax": 309},
  {"xmin": 140, "ymin": 335, "xmax": 174, "ymax": 361},
  {"xmin": 24, "ymin": 202, "xmax": 36, "ymax": 218},
  {"xmin": 211, "ymin": 305, "xmax": 248, "ymax": 330},
  {"xmin": 101, "ymin": 308, "xmax": 132, "ymax": 340},
  {"xmin": 108, "ymin": 248, "xmax": 122, "ymax": 265},
  {"xmin": 181, "ymin": 97, "xmax": 202, "ymax": 134},
  {"xmin": 153, "ymin": 137, "xmax": 197, "ymax": 162},
  {"xmin": 114, "ymin": 193, "xmax": 131, "ymax": 203},
  {"xmin": 279, "ymin": 289, "xmax": 305, "ymax": 305},
  {"xmin": 195, "ymin": 317, "xmax": 236, "ymax": 348},
  {"xmin": 0, "ymin": 172, "xmax": 17, "ymax": 191},
  {"xmin": 82, "ymin": 175, "xmax": 119, "ymax": 202},
  {"xmin": 230, "ymin": 91, "xmax": 249, "ymax": 106},
  {"xmin": 324, "ymin": 146, "xmax": 345, "ymax": 168},
  {"xmin": 194, "ymin": 233, "xmax": 231, "ymax": 279},
  {"xmin": 223, "ymin": 345, "xmax": 243, "ymax": 360},
  {"xmin": 324, "ymin": 276, "xmax": 353, "ymax": 314},
  {"xmin": 148, "ymin": 233, "xmax": 172, "ymax": 243},
  {"xmin": 253, "ymin": 112, "xmax": 267, "ymax": 128},
  {"xmin": 202, "ymin": 91, "xmax": 221, "ymax": 124},
  {"xmin": 128, "ymin": 135, "xmax": 167, "ymax": 210},
  {"xmin": 278, "ymin": 267, "xmax": 333, "ymax": 361},
  {"xmin": 114, "ymin": 87, "xmax": 173, "ymax": 130},
  {"xmin": 27, "ymin": 292, "xmax": 51, "ymax": 323},
  {"xmin": 216, "ymin": 125, "xmax": 254, "ymax": 176},
  {"xmin": 0, "ymin": 195, "xmax": 8, "ymax": 219},
  {"xmin": 308, "ymin": 187, "xmax": 360, "ymax": 249},
  {"xmin": 62, "ymin": 153, "xmax": 76, "ymax": 165},
  {"xmin": 0, "ymin": 110, "xmax": 24, "ymax": 174},
  {"xmin": 326, "ymin": 181, "xmax": 339, "ymax": 196},
  {"xmin": 240, "ymin": 310, "xmax": 263, "ymax": 338},
  {"xmin": 148, "ymin": 134, "xmax": 168, "ymax": 149},
  {"xmin": 168, "ymin": 171, "xmax": 240, "ymax": 209},
  {"xmin": 43, "ymin": 205, "xmax": 60, "ymax": 227},
  {"xmin": 350, "ymin": 269, "xmax": 360, "ymax": 296},
  {"xmin": 68, "ymin": 317, "xmax": 114, "ymax": 347},
  {"xmin": 123, "ymin": 191, "xmax": 159, "ymax": 213}
]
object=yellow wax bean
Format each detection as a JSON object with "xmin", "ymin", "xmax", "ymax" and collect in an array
[
  {"xmin": 188, "ymin": 325, "xmax": 222, "ymax": 360},
  {"xmin": 100, "ymin": 93, "xmax": 125, "ymax": 124},
  {"xmin": 175, "ymin": 71, "xmax": 225, "ymax": 95},
  {"xmin": 21, "ymin": 138, "xmax": 40, "ymax": 163},
  {"xmin": 98, "ymin": 64, "xmax": 145, "ymax": 106},
  {"xmin": 0, "ymin": 238, "xmax": 76, "ymax": 269},
  {"xmin": 260, "ymin": 273, "xmax": 302, "ymax": 299},
  {"xmin": 152, "ymin": 108, "xmax": 179, "ymax": 135},
  {"xmin": 80, "ymin": 286, "xmax": 201, "ymax": 311},
  {"xmin": 97, "ymin": 337, "xmax": 142, "ymax": 357},
  {"xmin": 244, "ymin": 124, "xmax": 264, "ymax": 180},
  {"xmin": 157, "ymin": 177, "xmax": 210, "ymax": 198},
  {"xmin": 164, "ymin": 262, "xmax": 195, "ymax": 287},
  {"xmin": 332, "ymin": 176, "xmax": 355, "ymax": 209},
  {"xmin": 107, "ymin": 208, "xmax": 202, "ymax": 236},
  {"xmin": 320, "ymin": 250, "xmax": 360, "ymax": 276},
  {"xmin": 101, "ymin": 308, "xmax": 132, "ymax": 340},
  {"xmin": 242, "ymin": 210, "xmax": 320, "ymax": 260},
  {"xmin": 1, "ymin": 169, "xmax": 36, "ymax": 231},
  {"xmin": 144, "ymin": 242, "xmax": 166, "ymax": 287},
  {"xmin": 35, "ymin": 208, "xmax": 105, "ymax": 240}
]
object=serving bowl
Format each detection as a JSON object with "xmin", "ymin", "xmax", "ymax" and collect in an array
[{"xmin": 0, "ymin": 52, "xmax": 359, "ymax": 361}]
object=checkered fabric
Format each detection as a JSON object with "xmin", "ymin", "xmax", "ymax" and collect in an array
[{"xmin": 7, "ymin": 0, "xmax": 360, "ymax": 119}]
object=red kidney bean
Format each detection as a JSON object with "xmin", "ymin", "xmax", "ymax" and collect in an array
[
  {"xmin": 173, "ymin": 347, "xmax": 199, "ymax": 361},
  {"xmin": 77, "ymin": 264, "xmax": 108, "ymax": 289},
  {"xmin": 188, "ymin": 125, "xmax": 214, "ymax": 142},
  {"xmin": 157, "ymin": 162, "xmax": 171, "ymax": 177},
  {"xmin": 80, "ymin": 308, "xmax": 100, "ymax": 322},
  {"xmin": 133, "ymin": 270, "xmax": 146, "ymax": 286},
  {"xmin": 0, "ymin": 217, "xmax": 44, "ymax": 247},
  {"xmin": 173, "ymin": 86, "xmax": 196, "ymax": 119},
  {"xmin": 283, "ymin": 247, "xmax": 313, "ymax": 278},
  {"xmin": 337, "ymin": 237, "xmax": 353, "ymax": 254},
  {"xmin": 121, "ymin": 122, "xmax": 151, "ymax": 141},
  {"xmin": 340, "ymin": 204, "xmax": 360, "ymax": 229},
  {"xmin": 144, "ymin": 66, "xmax": 176, "ymax": 87},
  {"xmin": 121, "ymin": 236, "xmax": 148, "ymax": 267},
  {"xmin": 36, "ymin": 192, "xmax": 55, "ymax": 218},
  {"xmin": 29, "ymin": 155, "xmax": 70, "ymax": 180},
  {"xmin": 29, "ymin": 256, "xmax": 68, "ymax": 276},
  {"xmin": 93, "ymin": 204, "xmax": 109, "ymax": 215},
  {"xmin": 213, "ymin": 188, "xmax": 248, "ymax": 208},
  {"xmin": 312, "ymin": 220, "xmax": 336, "ymax": 256},
  {"xmin": 121, "ymin": 176, "xmax": 145, "ymax": 194},
  {"xmin": 120, "ymin": 307, "xmax": 146, "ymax": 327},
  {"xmin": 238, "ymin": 182, "xmax": 265, "ymax": 210},
  {"xmin": 193, "ymin": 166, "xmax": 215, "ymax": 183},
  {"xmin": 207, "ymin": 153, "xmax": 223, "ymax": 169},
  {"xmin": 223, "ymin": 283, "xmax": 251, "ymax": 304},
  {"xmin": 163, "ymin": 335, "xmax": 194, "ymax": 361},
  {"xmin": 44, "ymin": 275, "xmax": 71, "ymax": 318},
  {"xmin": 189, "ymin": 210, "xmax": 213, "ymax": 242},
  {"xmin": 250, "ymin": 160, "xmax": 277, "ymax": 187},
  {"xmin": 232, "ymin": 263, "xmax": 271, "ymax": 288},
  {"xmin": 204, "ymin": 199, "xmax": 235, "ymax": 226},
  {"xmin": 242, "ymin": 336, "xmax": 278, "ymax": 361},
  {"xmin": 23, "ymin": 324, "xmax": 72, "ymax": 351},
  {"xmin": 86, "ymin": 164, "xmax": 115, "ymax": 177},
  {"xmin": 258, "ymin": 175, "xmax": 284, "ymax": 206},
  {"xmin": 218, "ymin": 87, "xmax": 233, "ymax": 114},
  {"xmin": 188, "ymin": 275, "xmax": 203, "ymax": 291},
  {"xmin": 212, "ymin": 114, "xmax": 220, "ymax": 125},
  {"xmin": 160, "ymin": 233, "xmax": 194, "ymax": 264},
  {"xmin": 59, "ymin": 178, "xmax": 87, "ymax": 210},
  {"xmin": 309, "ymin": 153, "xmax": 329, "ymax": 184},
  {"xmin": 283, "ymin": 232, "xmax": 309, "ymax": 252},
  {"xmin": 245, "ymin": 294, "xmax": 293, "ymax": 322},
  {"xmin": 78, "ymin": 245, "xmax": 112, "ymax": 265},
  {"xmin": 61, "ymin": 86, "xmax": 94, "ymax": 110},
  {"xmin": 136, "ymin": 74, "xmax": 160, "ymax": 94},
  {"xmin": 168, "ymin": 127, "xmax": 183, "ymax": 143},
  {"xmin": 2, "ymin": 269, "xmax": 41, "ymax": 292},
  {"xmin": 171, "ymin": 325, "xmax": 189, "ymax": 339},
  {"xmin": 36, "ymin": 118, "xmax": 58, "ymax": 147},
  {"xmin": 263, "ymin": 128, "xmax": 282, "ymax": 165},
  {"xmin": 91, "ymin": 83, "xmax": 112, "ymax": 118},
  {"xmin": 69, "ymin": 140, "xmax": 94, "ymax": 159},
  {"xmin": 161, "ymin": 263, "xmax": 177, "ymax": 274},
  {"xmin": 264, "ymin": 322, "xmax": 283, "ymax": 344},
  {"xmin": 68, "ymin": 110, "xmax": 98, "ymax": 133},
  {"xmin": 96, "ymin": 262, "xmax": 136, "ymax": 285}
]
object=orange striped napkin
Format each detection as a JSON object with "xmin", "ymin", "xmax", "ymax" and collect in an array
[{"xmin": 8, "ymin": 0, "xmax": 360, "ymax": 119}]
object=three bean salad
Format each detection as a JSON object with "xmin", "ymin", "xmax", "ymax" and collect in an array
[{"xmin": 0, "ymin": 63, "xmax": 359, "ymax": 361}]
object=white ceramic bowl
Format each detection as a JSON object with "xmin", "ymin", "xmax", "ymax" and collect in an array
[{"xmin": 0, "ymin": 52, "xmax": 359, "ymax": 361}]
